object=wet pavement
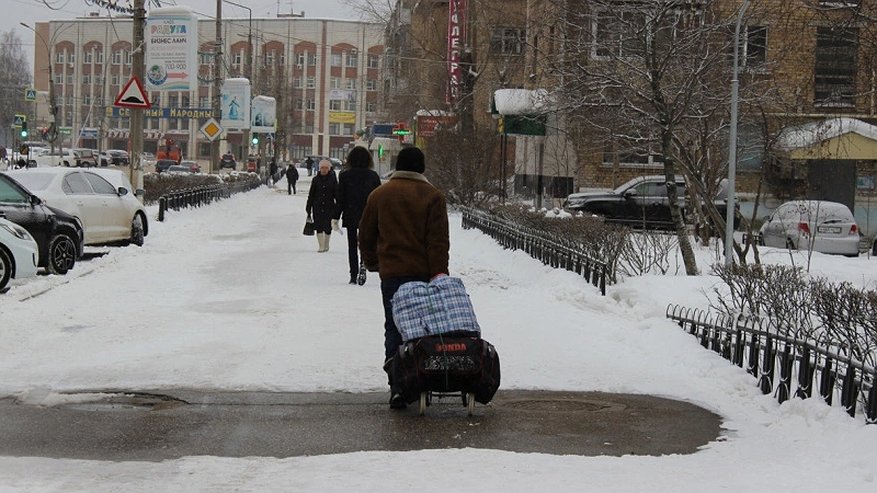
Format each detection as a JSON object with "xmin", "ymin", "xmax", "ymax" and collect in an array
[{"xmin": 0, "ymin": 390, "xmax": 723, "ymax": 461}]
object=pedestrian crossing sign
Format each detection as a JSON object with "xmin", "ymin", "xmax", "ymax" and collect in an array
[
  {"xmin": 13, "ymin": 114, "xmax": 26, "ymax": 127},
  {"xmin": 25, "ymin": 89, "xmax": 37, "ymax": 102}
]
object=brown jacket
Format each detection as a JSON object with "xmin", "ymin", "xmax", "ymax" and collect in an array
[{"xmin": 358, "ymin": 171, "xmax": 449, "ymax": 280}]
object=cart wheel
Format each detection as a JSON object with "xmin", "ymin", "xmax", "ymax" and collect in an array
[
  {"xmin": 466, "ymin": 392, "xmax": 475, "ymax": 416},
  {"xmin": 419, "ymin": 392, "xmax": 427, "ymax": 416}
]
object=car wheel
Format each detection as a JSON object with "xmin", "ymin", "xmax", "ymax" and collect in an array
[
  {"xmin": 47, "ymin": 233, "xmax": 77, "ymax": 275},
  {"xmin": 130, "ymin": 214, "xmax": 145, "ymax": 247},
  {"xmin": 0, "ymin": 248, "xmax": 11, "ymax": 291}
]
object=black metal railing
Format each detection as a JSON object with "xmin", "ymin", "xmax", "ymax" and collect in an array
[
  {"xmin": 666, "ymin": 304, "xmax": 877, "ymax": 424},
  {"xmin": 460, "ymin": 207, "xmax": 610, "ymax": 295},
  {"xmin": 158, "ymin": 179, "xmax": 262, "ymax": 222}
]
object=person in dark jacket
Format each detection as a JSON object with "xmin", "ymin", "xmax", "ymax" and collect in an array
[
  {"xmin": 306, "ymin": 159, "xmax": 338, "ymax": 252},
  {"xmin": 269, "ymin": 158, "xmax": 278, "ymax": 186},
  {"xmin": 359, "ymin": 146, "xmax": 449, "ymax": 409},
  {"xmin": 286, "ymin": 163, "xmax": 299, "ymax": 195},
  {"xmin": 334, "ymin": 146, "xmax": 381, "ymax": 284}
]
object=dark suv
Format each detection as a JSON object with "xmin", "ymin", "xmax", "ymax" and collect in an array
[
  {"xmin": 564, "ymin": 175, "xmax": 736, "ymax": 230},
  {"xmin": 0, "ymin": 173, "xmax": 84, "ymax": 274},
  {"xmin": 219, "ymin": 154, "xmax": 237, "ymax": 170}
]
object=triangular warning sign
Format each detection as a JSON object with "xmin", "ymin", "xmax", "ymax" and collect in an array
[{"xmin": 114, "ymin": 76, "xmax": 152, "ymax": 109}]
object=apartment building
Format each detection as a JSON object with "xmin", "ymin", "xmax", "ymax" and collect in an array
[{"xmin": 29, "ymin": 12, "xmax": 384, "ymax": 162}]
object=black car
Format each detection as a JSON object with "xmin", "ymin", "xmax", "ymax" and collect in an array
[
  {"xmin": 155, "ymin": 159, "xmax": 178, "ymax": 173},
  {"xmin": 219, "ymin": 154, "xmax": 237, "ymax": 170},
  {"xmin": 564, "ymin": 175, "xmax": 736, "ymax": 230},
  {"xmin": 0, "ymin": 173, "xmax": 84, "ymax": 274}
]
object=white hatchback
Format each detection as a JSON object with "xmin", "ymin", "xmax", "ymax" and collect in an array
[
  {"xmin": 759, "ymin": 200, "xmax": 860, "ymax": 256},
  {"xmin": 6, "ymin": 167, "xmax": 148, "ymax": 247},
  {"xmin": 0, "ymin": 217, "xmax": 39, "ymax": 291}
]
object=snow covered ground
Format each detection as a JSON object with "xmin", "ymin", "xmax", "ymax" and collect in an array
[{"xmin": 0, "ymin": 174, "xmax": 875, "ymax": 491}]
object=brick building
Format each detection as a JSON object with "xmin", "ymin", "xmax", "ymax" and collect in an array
[{"xmin": 28, "ymin": 12, "xmax": 384, "ymax": 164}]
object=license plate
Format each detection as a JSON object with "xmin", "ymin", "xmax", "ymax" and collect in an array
[{"xmin": 817, "ymin": 226, "xmax": 841, "ymax": 234}]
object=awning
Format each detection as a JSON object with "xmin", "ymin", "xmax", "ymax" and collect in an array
[{"xmin": 775, "ymin": 117, "xmax": 877, "ymax": 160}]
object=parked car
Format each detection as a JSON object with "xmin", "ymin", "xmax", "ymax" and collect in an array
[
  {"xmin": 6, "ymin": 167, "xmax": 148, "ymax": 247},
  {"xmin": 0, "ymin": 217, "xmax": 39, "ymax": 291},
  {"xmin": 166, "ymin": 164, "xmax": 193, "ymax": 173},
  {"xmin": 99, "ymin": 150, "xmax": 130, "ymax": 166},
  {"xmin": 154, "ymin": 159, "xmax": 179, "ymax": 173},
  {"xmin": 31, "ymin": 149, "xmax": 76, "ymax": 167},
  {"xmin": 758, "ymin": 200, "xmax": 860, "ymax": 256},
  {"xmin": 0, "ymin": 173, "xmax": 83, "ymax": 274},
  {"xmin": 69, "ymin": 148, "xmax": 97, "ymax": 167},
  {"xmin": 564, "ymin": 175, "xmax": 736, "ymax": 230},
  {"xmin": 180, "ymin": 160, "xmax": 201, "ymax": 173},
  {"xmin": 219, "ymin": 153, "xmax": 237, "ymax": 170}
]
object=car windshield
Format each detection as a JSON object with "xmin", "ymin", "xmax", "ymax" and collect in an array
[{"xmin": 7, "ymin": 172, "xmax": 54, "ymax": 191}]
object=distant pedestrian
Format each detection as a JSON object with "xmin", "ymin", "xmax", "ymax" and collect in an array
[
  {"xmin": 286, "ymin": 164, "xmax": 299, "ymax": 195},
  {"xmin": 334, "ymin": 146, "xmax": 381, "ymax": 285},
  {"xmin": 305, "ymin": 156, "xmax": 314, "ymax": 176},
  {"xmin": 269, "ymin": 158, "xmax": 278, "ymax": 186},
  {"xmin": 306, "ymin": 159, "xmax": 337, "ymax": 252}
]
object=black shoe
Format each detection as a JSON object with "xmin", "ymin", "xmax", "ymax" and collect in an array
[
  {"xmin": 389, "ymin": 392, "xmax": 407, "ymax": 409},
  {"xmin": 349, "ymin": 276, "xmax": 357, "ymax": 285}
]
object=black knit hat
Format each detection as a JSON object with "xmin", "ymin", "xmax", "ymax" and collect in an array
[{"xmin": 395, "ymin": 147, "xmax": 425, "ymax": 173}]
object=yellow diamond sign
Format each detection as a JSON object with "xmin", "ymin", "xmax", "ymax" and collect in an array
[{"xmin": 200, "ymin": 118, "xmax": 223, "ymax": 141}]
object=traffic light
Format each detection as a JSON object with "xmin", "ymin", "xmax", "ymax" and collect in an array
[
  {"xmin": 251, "ymin": 135, "xmax": 259, "ymax": 145},
  {"xmin": 20, "ymin": 121, "xmax": 28, "ymax": 138},
  {"xmin": 377, "ymin": 144, "xmax": 384, "ymax": 160}
]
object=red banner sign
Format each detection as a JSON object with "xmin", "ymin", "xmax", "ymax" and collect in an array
[
  {"xmin": 446, "ymin": 0, "xmax": 467, "ymax": 104},
  {"xmin": 417, "ymin": 115, "xmax": 457, "ymax": 137}
]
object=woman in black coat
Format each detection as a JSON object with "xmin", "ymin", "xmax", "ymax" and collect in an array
[
  {"xmin": 334, "ymin": 146, "xmax": 382, "ymax": 284},
  {"xmin": 306, "ymin": 159, "xmax": 337, "ymax": 252}
]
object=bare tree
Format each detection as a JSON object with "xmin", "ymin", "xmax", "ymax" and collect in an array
[{"xmin": 0, "ymin": 29, "xmax": 32, "ymax": 148}]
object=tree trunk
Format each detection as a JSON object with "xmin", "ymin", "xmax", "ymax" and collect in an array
[{"xmin": 661, "ymin": 140, "xmax": 699, "ymax": 275}]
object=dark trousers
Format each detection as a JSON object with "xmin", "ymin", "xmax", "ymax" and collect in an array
[
  {"xmin": 346, "ymin": 227, "xmax": 359, "ymax": 277},
  {"xmin": 287, "ymin": 180, "xmax": 296, "ymax": 195},
  {"xmin": 381, "ymin": 276, "xmax": 429, "ymax": 361}
]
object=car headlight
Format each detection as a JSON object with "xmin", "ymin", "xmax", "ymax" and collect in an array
[{"xmin": 0, "ymin": 222, "xmax": 33, "ymax": 241}]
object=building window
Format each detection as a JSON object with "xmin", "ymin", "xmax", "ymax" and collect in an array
[
  {"xmin": 329, "ymin": 123, "xmax": 341, "ymax": 135},
  {"xmin": 307, "ymin": 76, "xmax": 316, "ymax": 89},
  {"xmin": 345, "ymin": 52, "xmax": 358, "ymax": 68},
  {"xmin": 56, "ymin": 52, "xmax": 65, "ymax": 64},
  {"xmin": 491, "ymin": 27, "xmax": 525, "ymax": 55},
  {"xmin": 306, "ymin": 99, "xmax": 315, "ymax": 111},
  {"xmin": 199, "ymin": 96, "xmax": 210, "ymax": 108},
  {"xmin": 345, "ymin": 100, "xmax": 357, "ymax": 111},
  {"xmin": 366, "ymin": 79, "xmax": 377, "ymax": 91},
  {"xmin": 329, "ymin": 100, "xmax": 343, "ymax": 110},
  {"xmin": 96, "ymin": 51, "xmax": 104, "ymax": 64},
  {"xmin": 366, "ymin": 102, "xmax": 376, "ymax": 113},
  {"xmin": 367, "ymin": 54, "xmax": 380, "ymax": 69},
  {"xmin": 199, "ymin": 52, "xmax": 212, "ymax": 64},
  {"xmin": 54, "ymin": 74, "xmax": 63, "ymax": 84},
  {"xmin": 66, "ymin": 75, "xmax": 73, "ymax": 85},
  {"xmin": 233, "ymin": 52, "xmax": 242, "ymax": 66},
  {"xmin": 343, "ymin": 124, "xmax": 355, "ymax": 136},
  {"xmin": 308, "ymin": 53, "xmax": 317, "ymax": 65},
  {"xmin": 331, "ymin": 53, "xmax": 342, "ymax": 66},
  {"xmin": 345, "ymin": 79, "xmax": 356, "ymax": 90},
  {"xmin": 297, "ymin": 53, "xmax": 306, "ymax": 66},
  {"xmin": 744, "ymin": 26, "xmax": 767, "ymax": 66},
  {"xmin": 330, "ymin": 77, "xmax": 340, "ymax": 89},
  {"xmin": 68, "ymin": 53, "xmax": 76, "ymax": 64},
  {"xmin": 83, "ymin": 95, "xmax": 91, "ymax": 105},
  {"xmin": 84, "ymin": 51, "xmax": 93, "ymax": 64},
  {"xmin": 815, "ymin": 27, "xmax": 858, "ymax": 107},
  {"xmin": 125, "ymin": 51, "xmax": 133, "ymax": 65},
  {"xmin": 82, "ymin": 74, "xmax": 91, "ymax": 85},
  {"xmin": 601, "ymin": 145, "xmax": 664, "ymax": 168},
  {"xmin": 111, "ymin": 74, "xmax": 119, "ymax": 85},
  {"xmin": 112, "ymin": 51, "xmax": 122, "ymax": 65},
  {"xmin": 293, "ymin": 77, "xmax": 303, "ymax": 89},
  {"xmin": 592, "ymin": 10, "xmax": 645, "ymax": 58}
]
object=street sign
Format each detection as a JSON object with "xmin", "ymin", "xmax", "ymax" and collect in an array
[
  {"xmin": 13, "ymin": 114, "xmax": 26, "ymax": 127},
  {"xmin": 24, "ymin": 89, "xmax": 37, "ymax": 102},
  {"xmin": 199, "ymin": 118, "xmax": 223, "ymax": 141},
  {"xmin": 114, "ymin": 76, "xmax": 152, "ymax": 109}
]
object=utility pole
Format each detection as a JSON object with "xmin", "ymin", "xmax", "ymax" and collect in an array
[
  {"xmin": 212, "ymin": 0, "xmax": 223, "ymax": 173},
  {"xmin": 130, "ymin": 0, "xmax": 146, "ymax": 188}
]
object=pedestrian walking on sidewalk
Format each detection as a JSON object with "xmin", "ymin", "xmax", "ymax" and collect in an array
[
  {"xmin": 359, "ymin": 147, "xmax": 449, "ymax": 409},
  {"xmin": 334, "ymin": 146, "xmax": 381, "ymax": 285},
  {"xmin": 306, "ymin": 159, "xmax": 337, "ymax": 252},
  {"xmin": 286, "ymin": 164, "xmax": 299, "ymax": 195}
]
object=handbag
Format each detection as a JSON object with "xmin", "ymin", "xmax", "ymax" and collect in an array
[{"xmin": 303, "ymin": 214, "xmax": 315, "ymax": 236}]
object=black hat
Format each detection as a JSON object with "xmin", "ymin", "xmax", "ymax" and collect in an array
[{"xmin": 395, "ymin": 147, "xmax": 425, "ymax": 174}]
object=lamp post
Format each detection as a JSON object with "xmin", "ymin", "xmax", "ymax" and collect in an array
[
  {"xmin": 20, "ymin": 22, "xmax": 58, "ymax": 155},
  {"xmin": 725, "ymin": 0, "xmax": 750, "ymax": 266},
  {"xmin": 224, "ymin": 0, "xmax": 252, "ymax": 164}
]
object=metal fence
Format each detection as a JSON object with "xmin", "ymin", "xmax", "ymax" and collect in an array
[
  {"xmin": 460, "ymin": 207, "xmax": 610, "ymax": 295},
  {"xmin": 666, "ymin": 304, "xmax": 877, "ymax": 423},
  {"xmin": 158, "ymin": 179, "xmax": 262, "ymax": 222}
]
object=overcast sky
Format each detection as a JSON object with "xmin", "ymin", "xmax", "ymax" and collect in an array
[{"xmin": 11, "ymin": 0, "xmax": 359, "ymax": 72}]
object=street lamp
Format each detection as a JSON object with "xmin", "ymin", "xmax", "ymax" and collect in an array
[
  {"xmin": 725, "ymin": 0, "xmax": 750, "ymax": 266},
  {"xmin": 20, "ymin": 22, "xmax": 58, "ymax": 154},
  {"xmin": 223, "ymin": 0, "xmax": 253, "ymax": 164}
]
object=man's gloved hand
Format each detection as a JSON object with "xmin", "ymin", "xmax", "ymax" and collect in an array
[{"xmin": 331, "ymin": 219, "xmax": 340, "ymax": 232}]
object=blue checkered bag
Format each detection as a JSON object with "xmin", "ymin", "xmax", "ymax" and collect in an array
[{"xmin": 391, "ymin": 276, "xmax": 481, "ymax": 342}]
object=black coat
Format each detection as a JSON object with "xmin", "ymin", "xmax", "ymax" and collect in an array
[
  {"xmin": 306, "ymin": 171, "xmax": 337, "ymax": 233},
  {"xmin": 286, "ymin": 165, "xmax": 299, "ymax": 182},
  {"xmin": 334, "ymin": 167, "xmax": 382, "ymax": 228}
]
